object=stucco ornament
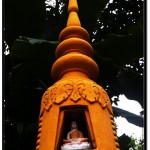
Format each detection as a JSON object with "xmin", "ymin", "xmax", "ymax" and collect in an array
[{"xmin": 40, "ymin": 78, "xmax": 111, "ymax": 114}]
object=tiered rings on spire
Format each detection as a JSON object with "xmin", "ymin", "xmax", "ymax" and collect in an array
[{"xmin": 51, "ymin": 0, "xmax": 99, "ymax": 81}]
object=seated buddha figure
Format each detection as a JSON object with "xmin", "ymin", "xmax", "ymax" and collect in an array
[{"xmin": 61, "ymin": 121, "xmax": 91, "ymax": 150}]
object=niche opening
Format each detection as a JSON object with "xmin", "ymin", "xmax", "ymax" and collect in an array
[{"xmin": 55, "ymin": 106, "xmax": 96, "ymax": 150}]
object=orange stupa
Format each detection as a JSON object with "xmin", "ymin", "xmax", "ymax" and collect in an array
[{"xmin": 36, "ymin": 0, "xmax": 120, "ymax": 149}]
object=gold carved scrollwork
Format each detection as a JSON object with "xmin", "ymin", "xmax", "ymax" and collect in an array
[
  {"xmin": 98, "ymin": 88, "xmax": 110, "ymax": 107},
  {"xmin": 40, "ymin": 78, "xmax": 110, "ymax": 114},
  {"xmin": 50, "ymin": 80, "xmax": 73, "ymax": 104},
  {"xmin": 44, "ymin": 90, "xmax": 52, "ymax": 111},
  {"xmin": 78, "ymin": 80, "xmax": 100, "ymax": 103}
]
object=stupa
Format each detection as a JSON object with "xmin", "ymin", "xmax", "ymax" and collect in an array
[{"xmin": 36, "ymin": 0, "xmax": 120, "ymax": 149}]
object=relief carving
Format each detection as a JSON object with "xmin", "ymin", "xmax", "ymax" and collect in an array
[
  {"xmin": 41, "ymin": 90, "xmax": 52, "ymax": 113},
  {"xmin": 40, "ymin": 78, "xmax": 110, "ymax": 115},
  {"xmin": 78, "ymin": 80, "xmax": 100, "ymax": 103},
  {"xmin": 50, "ymin": 80, "xmax": 73, "ymax": 104},
  {"xmin": 98, "ymin": 87, "xmax": 109, "ymax": 107}
]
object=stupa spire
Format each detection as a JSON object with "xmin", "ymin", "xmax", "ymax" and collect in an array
[
  {"xmin": 67, "ymin": 0, "xmax": 81, "ymax": 27},
  {"xmin": 51, "ymin": 0, "xmax": 99, "ymax": 82},
  {"xmin": 68, "ymin": 0, "xmax": 79, "ymax": 13}
]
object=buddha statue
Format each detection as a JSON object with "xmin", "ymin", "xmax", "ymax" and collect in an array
[{"xmin": 61, "ymin": 121, "xmax": 91, "ymax": 150}]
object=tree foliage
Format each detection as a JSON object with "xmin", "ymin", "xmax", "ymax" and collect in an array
[{"xmin": 128, "ymin": 135, "xmax": 144, "ymax": 150}]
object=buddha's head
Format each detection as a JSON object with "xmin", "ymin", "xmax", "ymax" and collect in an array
[{"xmin": 71, "ymin": 121, "xmax": 78, "ymax": 130}]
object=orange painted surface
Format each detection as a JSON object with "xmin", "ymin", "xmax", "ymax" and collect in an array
[
  {"xmin": 36, "ymin": 0, "xmax": 120, "ymax": 149},
  {"xmin": 36, "ymin": 78, "xmax": 120, "ymax": 150}
]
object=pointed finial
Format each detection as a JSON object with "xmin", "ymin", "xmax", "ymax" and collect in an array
[
  {"xmin": 68, "ymin": 0, "xmax": 79, "ymax": 13},
  {"xmin": 67, "ymin": 0, "xmax": 81, "ymax": 27}
]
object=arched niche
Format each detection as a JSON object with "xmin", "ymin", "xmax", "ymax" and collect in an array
[{"xmin": 55, "ymin": 105, "xmax": 97, "ymax": 150}]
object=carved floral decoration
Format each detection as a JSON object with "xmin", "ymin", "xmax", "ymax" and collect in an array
[{"xmin": 40, "ymin": 78, "xmax": 112, "ymax": 115}]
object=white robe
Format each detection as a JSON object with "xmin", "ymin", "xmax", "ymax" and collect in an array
[
  {"xmin": 61, "ymin": 129, "xmax": 91, "ymax": 150},
  {"xmin": 61, "ymin": 140, "xmax": 91, "ymax": 150}
]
